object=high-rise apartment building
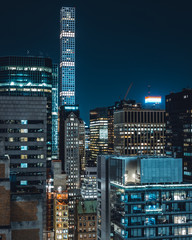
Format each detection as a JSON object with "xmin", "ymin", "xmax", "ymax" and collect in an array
[
  {"xmin": 0, "ymin": 56, "xmax": 53, "ymax": 162},
  {"xmin": 166, "ymin": 89, "xmax": 192, "ymax": 181},
  {"xmin": 97, "ymin": 155, "xmax": 192, "ymax": 240},
  {"xmin": 114, "ymin": 100, "xmax": 165, "ymax": 156},
  {"xmin": 60, "ymin": 7, "xmax": 75, "ymax": 106}
]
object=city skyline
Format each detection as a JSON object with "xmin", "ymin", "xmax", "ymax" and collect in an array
[
  {"xmin": 1, "ymin": 0, "xmax": 192, "ymax": 122},
  {"xmin": 0, "ymin": 2, "xmax": 192, "ymax": 239}
]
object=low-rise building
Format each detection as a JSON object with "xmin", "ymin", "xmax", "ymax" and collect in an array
[
  {"xmin": 54, "ymin": 191, "xmax": 69, "ymax": 240},
  {"xmin": 75, "ymin": 200, "xmax": 97, "ymax": 240}
]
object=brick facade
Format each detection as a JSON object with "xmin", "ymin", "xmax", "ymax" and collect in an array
[
  {"xmin": 0, "ymin": 186, "xmax": 10, "ymax": 226},
  {"xmin": 0, "ymin": 164, "xmax": 5, "ymax": 178},
  {"xmin": 12, "ymin": 229, "xmax": 39, "ymax": 240},
  {"xmin": 11, "ymin": 201, "xmax": 38, "ymax": 222}
]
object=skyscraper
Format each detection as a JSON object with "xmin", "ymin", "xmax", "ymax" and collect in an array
[
  {"xmin": 0, "ymin": 96, "xmax": 47, "ymax": 194},
  {"xmin": 166, "ymin": 89, "xmax": 192, "ymax": 181},
  {"xmin": 60, "ymin": 7, "xmax": 75, "ymax": 106},
  {"xmin": 59, "ymin": 105, "xmax": 80, "ymax": 187},
  {"xmin": 0, "ymin": 56, "xmax": 53, "ymax": 162},
  {"xmin": 0, "ymin": 56, "xmax": 54, "ymax": 235},
  {"xmin": 89, "ymin": 107, "xmax": 109, "ymax": 166},
  {"xmin": 59, "ymin": 105, "xmax": 82, "ymax": 239},
  {"xmin": 114, "ymin": 100, "xmax": 165, "ymax": 156}
]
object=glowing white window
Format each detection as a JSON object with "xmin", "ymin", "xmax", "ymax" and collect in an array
[{"xmin": 20, "ymin": 129, "xmax": 28, "ymax": 133}]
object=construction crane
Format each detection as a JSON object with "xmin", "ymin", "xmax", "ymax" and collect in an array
[{"xmin": 124, "ymin": 82, "xmax": 133, "ymax": 100}]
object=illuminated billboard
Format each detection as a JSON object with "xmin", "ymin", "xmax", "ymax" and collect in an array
[{"xmin": 145, "ymin": 96, "xmax": 162, "ymax": 104}]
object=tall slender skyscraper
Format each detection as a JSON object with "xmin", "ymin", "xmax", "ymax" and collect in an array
[{"xmin": 60, "ymin": 7, "xmax": 75, "ymax": 106}]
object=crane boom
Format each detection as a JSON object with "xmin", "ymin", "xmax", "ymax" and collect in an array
[{"xmin": 124, "ymin": 82, "xmax": 133, "ymax": 100}]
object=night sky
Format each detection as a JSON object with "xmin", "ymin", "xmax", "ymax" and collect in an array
[{"xmin": 1, "ymin": 0, "xmax": 192, "ymax": 123}]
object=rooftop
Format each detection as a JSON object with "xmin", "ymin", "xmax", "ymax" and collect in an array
[{"xmin": 77, "ymin": 200, "xmax": 97, "ymax": 214}]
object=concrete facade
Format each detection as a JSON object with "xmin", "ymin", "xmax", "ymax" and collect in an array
[
  {"xmin": 11, "ymin": 193, "xmax": 43, "ymax": 240},
  {"xmin": 0, "ymin": 96, "xmax": 47, "ymax": 193}
]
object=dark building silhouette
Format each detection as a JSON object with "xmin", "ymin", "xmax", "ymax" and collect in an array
[{"xmin": 166, "ymin": 89, "xmax": 192, "ymax": 181}]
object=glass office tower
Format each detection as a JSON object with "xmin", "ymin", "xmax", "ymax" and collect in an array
[
  {"xmin": 90, "ymin": 107, "xmax": 109, "ymax": 166},
  {"xmin": 0, "ymin": 56, "xmax": 52, "ymax": 161},
  {"xmin": 60, "ymin": 7, "xmax": 75, "ymax": 106}
]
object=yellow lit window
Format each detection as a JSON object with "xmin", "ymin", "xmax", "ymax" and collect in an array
[
  {"xmin": 20, "ymin": 137, "xmax": 28, "ymax": 142},
  {"xmin": 20, "ymin": 129, "xmax": 28, "ymax": 133}
]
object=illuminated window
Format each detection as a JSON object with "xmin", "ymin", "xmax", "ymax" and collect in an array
[
  {"xmin": 21, "ymin": 163, "xmax": 28, "ymax": 168},
  {"xmin": 37, "ymin": 137, "xmax": 44, "ymax": 142},
  {"xmin": 57, "ymin": 223, "xmax": 62, "ymax": 228},
  {"xmin": 20, "ymin": 137, "xmax": 28, "ymax": 142},
  {"xmin": 21, "ymin": 120, "xmax": 28, "ymax": 124},
  {"xmin": 21, "ymin": 146, "xmax": 28, "ymax": 150},
  {"xmin": 20, "ymin": 180, "xmax": 27, "ymax": 185},
  {"xmin": 21, "ymin": 155, "xmax": 27, "ymax": 159},
  {"xmin": 20, "ymin": 129, "xmax": 28, "ymax": 133},
  {"xmin": 174, "ymin": 216, "xmax": 186, "ymax": 224}
]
